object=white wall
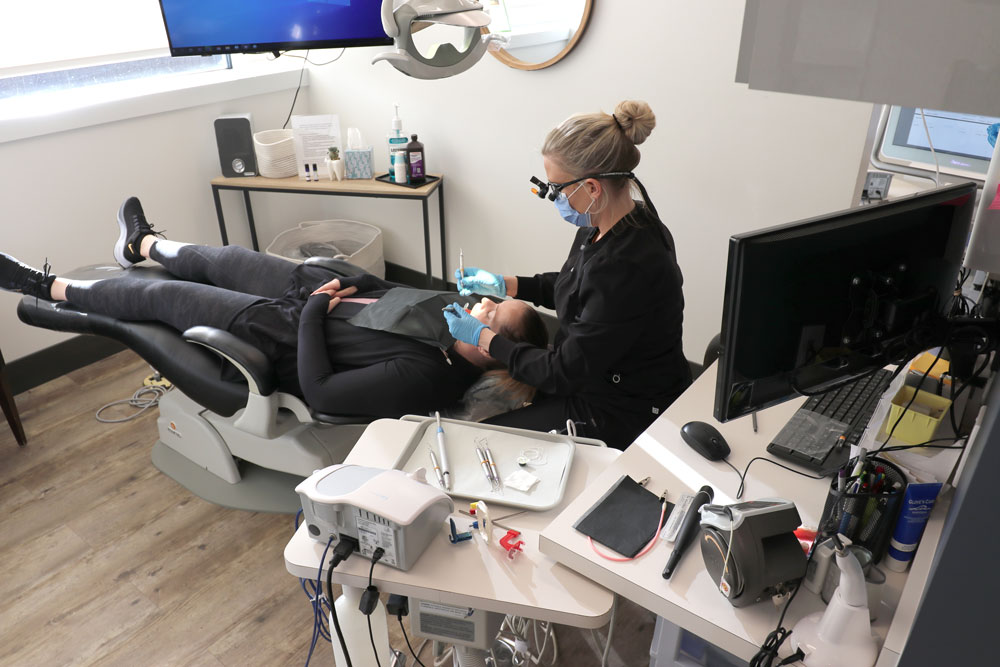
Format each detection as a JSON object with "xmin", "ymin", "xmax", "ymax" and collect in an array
[
  {"xmin": 0, "ymin": 1, "xmax": 874, "ymax": 365},
  {"xmin": 298, "ymin": 1, "xmax": 874, "ymax": 361},
  {"xmin": 0, "ymin": 85, "xmax": 310, "ymax": 361}
]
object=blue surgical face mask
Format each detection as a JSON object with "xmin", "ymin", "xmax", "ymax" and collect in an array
[{"xmin": 554, "ymin": 183, "xmax": 595, "ymax": 228}]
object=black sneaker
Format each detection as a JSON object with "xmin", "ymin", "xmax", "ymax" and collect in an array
[
  {"xmin": 0, "ymin": 253, "xmax": 54, "ymax": 300},
  {"xmin": 114, "ymin": 197, "xmax": 165, "ymax": 268}
]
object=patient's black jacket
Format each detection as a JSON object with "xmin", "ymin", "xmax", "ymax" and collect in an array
[
  {"xmin": 488, "ymin": 203, "xmax": 692, "ymax": 447},
  {"xmin": 228, "ymin": 269, "xmax": 480, "ymax": 418}
]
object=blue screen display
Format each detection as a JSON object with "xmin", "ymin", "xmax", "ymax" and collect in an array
[{"xmin": 159, "ymin": 0, "xmax": 390, "ymax": 54}]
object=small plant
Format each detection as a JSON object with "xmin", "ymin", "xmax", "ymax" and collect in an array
[{"xmin": 328, "ymin": 146, "xmax": 340, "ymax": 161}]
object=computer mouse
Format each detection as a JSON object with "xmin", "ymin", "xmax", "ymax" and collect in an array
[{"xmin": 680, "ymin": 421, "xmax": 731, "ymax": 461}]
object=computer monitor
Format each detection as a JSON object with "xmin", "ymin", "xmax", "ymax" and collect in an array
[
  {"xmin": 157, "ymin": 0, "xmax": 392, "ymax": 57},
  {"xmin": 714, "ymin": 182, "xmax": 977, "ymax": 423},
  {"xmin": 877, "ymin": 106, "xmax": 1000, "ymax": 180}
]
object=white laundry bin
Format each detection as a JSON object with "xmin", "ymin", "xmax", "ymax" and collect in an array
[{"xmin": 265, "ymin": 219, "xmax": 385, "ymax": 278}]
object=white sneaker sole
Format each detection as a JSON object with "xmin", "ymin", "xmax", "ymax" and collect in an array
[{"xmin": 114, "ymin": 199, "xmax": 136, "ymax": 268}]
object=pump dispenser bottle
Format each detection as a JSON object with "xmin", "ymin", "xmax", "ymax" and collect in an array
[{"xmin": 387, "ymin": 103, "xmax": 407, "ymax": 182}]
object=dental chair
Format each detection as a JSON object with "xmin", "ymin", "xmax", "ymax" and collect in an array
[{"xmin": 16, "ymin": 258, "xmax": 373, "ymax": 514}]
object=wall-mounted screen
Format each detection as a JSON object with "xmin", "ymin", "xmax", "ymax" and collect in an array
[{"xmin": 157, "ymin": 0, "xmax": 392, "ymax": 56}]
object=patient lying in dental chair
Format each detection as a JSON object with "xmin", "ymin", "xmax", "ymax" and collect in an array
[{"xmin": 2, "ymin": 197, "xmax": 549, "ymax": 420}]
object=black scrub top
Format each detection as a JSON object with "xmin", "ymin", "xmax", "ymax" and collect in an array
[{"xmin": 489, "ymin": 203, "xmax": 692, "ymax": 441}]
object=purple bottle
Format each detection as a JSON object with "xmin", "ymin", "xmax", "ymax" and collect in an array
[{"xmin": 406, "ymin": 134, "xmax": 425, "ymax": 184}]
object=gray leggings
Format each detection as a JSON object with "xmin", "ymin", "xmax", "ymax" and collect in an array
[{"xmin": 64, "ymin": 241, "xmax": 297, "ymax": 332}]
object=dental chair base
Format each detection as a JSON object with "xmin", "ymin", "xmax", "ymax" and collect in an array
[{"xmin": 154, "ymin": 389, "xmax": 367, "ymax": 513}]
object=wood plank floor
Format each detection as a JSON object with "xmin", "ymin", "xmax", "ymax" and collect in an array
[{"xmin": 0, "ymin": 350, "xmax": 655, "ymax": 666}]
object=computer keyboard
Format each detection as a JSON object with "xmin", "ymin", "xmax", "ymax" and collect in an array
[{"xmin": 766, "ymin": 369, "xmax": 894, "ymax": 474}]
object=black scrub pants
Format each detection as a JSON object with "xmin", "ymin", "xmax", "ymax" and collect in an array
[{"xmin": 63, "ymin": 241, "xmax": 298, "ymax": 336}]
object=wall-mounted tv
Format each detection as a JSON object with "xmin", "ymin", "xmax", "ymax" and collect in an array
[{"xmin": 158, "ymin": 0, "xmax": 392, "ymax": 56}]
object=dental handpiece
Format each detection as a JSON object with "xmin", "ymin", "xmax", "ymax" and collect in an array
[
  {"xmin": 476, "ymin": 447, "xmax": 494, "ymax": 487},
  {"xmin": 435, "ymin": 412, "xmax": 450, "ymax": 490},
  {"xmin": 484, "ymin": 447, "xmax": 502, "ymax": 491},
  {"xmin": 428, "ymin": 448, "xmax": 446, "ymax": 489}
]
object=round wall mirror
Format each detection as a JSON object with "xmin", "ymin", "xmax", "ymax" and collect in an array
[{"xmin": 481, "ymin": 0, "xmax": 593, "ymax": 71}]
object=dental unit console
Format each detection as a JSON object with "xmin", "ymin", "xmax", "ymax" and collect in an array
[
  {"xmin": 297, "ymin": 464, "xmax": 454, "ymax": 571},
  {"xmin": 699, "ymin": 499, "xmax": 807, "ymax": 607}
]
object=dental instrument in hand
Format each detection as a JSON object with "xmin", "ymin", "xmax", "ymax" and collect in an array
[
  {"xmin": 459, "ymin": 248, "xmax": 465, "ymax": 281},
  {"xmin": 428, "ymin": 448, "xmax": 447, "ymax": 489},
  {"xmin": 435, "ymin": 411, "xmax": 451, "ymax": 490}
]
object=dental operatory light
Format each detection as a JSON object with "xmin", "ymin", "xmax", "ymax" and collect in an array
[{"xmin": 372, "ymin": 0, "xmax": 506, "ymax": 79}]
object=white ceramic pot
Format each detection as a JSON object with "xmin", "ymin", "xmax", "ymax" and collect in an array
[{"xmin": 326, "ymin": 158, "xmax": 345, "ymax": 181}]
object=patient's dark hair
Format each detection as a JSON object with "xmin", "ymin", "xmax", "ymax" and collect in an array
[
  {"xmin": 483, "ymin": 301, "xmax": 550, "ymax": 405},
  {"xmin": 494, "ymin": 302, "xmax": 549, "ymax": 348}
]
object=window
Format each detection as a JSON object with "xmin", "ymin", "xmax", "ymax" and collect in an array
[
  {"xmin": 0, "ymin": 55, "xmax": 230, "ymax": 102},
  {"xmin": 0, "ymin": 0, "xmax": 229, "ymax": 103}
]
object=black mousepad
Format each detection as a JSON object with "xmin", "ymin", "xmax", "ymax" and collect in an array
[{"xmin": 573, "ymin": 475, "xmax": 673, "ymax": 558}]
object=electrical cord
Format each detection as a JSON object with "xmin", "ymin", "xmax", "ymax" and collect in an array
[
  {"xmin": 732, "ymin": 457, "xmax": 827, "ymax": 500},
  {"xmin": 276, "ymin": 48, "xmax": 347, "ymax": 130},
  {"xmin": 277, "ymin": 49, "xmax": 347, "ymax": 66},
  {"xmin": 948, "ymin": 354, "xmax": 991, "ymax": 435},
  {"xmin": 399, "ymin": 616, "xmax": 428, "ymax": 667},
  {"xmin": 282, "ymin": 49, "xmax": 309, "ymax": 130},
  {"xmin": 587, "ymin": 499, "xmax": 667, "ymax": 561},
  {"xmin": 326, "ymin": 538, "xmax": 359, "ymax": 667},
  {"xmin": 501, "ymin": 615, "xmax": 558, "ymax": 666},
  {"xmin": 872, "ymin": 347, "xmax": 943, "ymax": 455},
  {"xmin": 748, "ymin": 548, "xmax": 816, "ymax": 667},
  {"xmin": 917, "ymin": 108, "xmax": 941, "ymax": 187},
  {"xmin": 96, "ymin": 384, "xmax": 171, "ymax": 423},
  {"xmin": 364, "ymin": 547, "xmax": 386, "ymax": 667},
  {"xmin": 305, "ymin": 537, "xmax": 335, "ymax": 667}
]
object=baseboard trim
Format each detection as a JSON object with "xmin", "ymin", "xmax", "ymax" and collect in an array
[{"xmin": 7, "ymin": 335, "xmax": 126, "ymax": 395}]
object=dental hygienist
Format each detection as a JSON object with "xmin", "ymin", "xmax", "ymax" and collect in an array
[{"xmin": 445, "ymin": 100, "xmax": 692, "ymax": 450}]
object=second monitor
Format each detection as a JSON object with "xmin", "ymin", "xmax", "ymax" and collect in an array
[{"xmin": 714, "ymin": 182, "xmax": 977, "ymax": 425}]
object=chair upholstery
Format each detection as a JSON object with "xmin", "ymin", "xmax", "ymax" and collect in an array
[{"xmin": 15, "ymin": 257, "xmax": 372, "ymax": 421}]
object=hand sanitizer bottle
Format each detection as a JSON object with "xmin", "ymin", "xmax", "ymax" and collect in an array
[{"xmin": 387, "ymin": 103, "xmax": 407, "ymax": 181}]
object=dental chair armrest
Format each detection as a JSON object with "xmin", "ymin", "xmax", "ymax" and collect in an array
[{"xmin": 183, "ymin": 326, "xmax": 277, "ymax": 396}]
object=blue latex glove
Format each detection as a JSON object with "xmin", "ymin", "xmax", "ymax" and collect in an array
[
  {"xmin": 455, "ymin": 267, "xmax": 506, "ymax": 298},
  {"xmin": 443, "ymin": 302, "xmax": 488, "ymax": 346}
]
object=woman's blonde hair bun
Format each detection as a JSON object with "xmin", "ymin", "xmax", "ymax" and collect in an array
[{"xmin": 614, "ymin": 100, "xmax": 655, "ymax": 146}]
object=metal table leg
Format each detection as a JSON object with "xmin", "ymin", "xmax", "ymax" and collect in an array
[
  {"xmin": 242, "ymin": 191, "xmax": 260, "ymax": 251},
  {"xmin": 212, "ymin": 186, "xmax": 229, "ymax": 246},
  {"xmin": 422, "ymin": 197, "xmax": 432, "ymax": 288},
  {"xmin": 438, "ymin": 180, "xmax": 447, "ymax": 288}
]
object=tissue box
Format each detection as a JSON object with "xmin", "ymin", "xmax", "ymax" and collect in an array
[{"xmin": 344, "ymin": 147, "xmax": 374, "ymax": 179}]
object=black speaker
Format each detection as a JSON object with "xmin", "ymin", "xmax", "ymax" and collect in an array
[{"xmin": 214, "ymin": 114, "xmax": 258, "ymax": 177}]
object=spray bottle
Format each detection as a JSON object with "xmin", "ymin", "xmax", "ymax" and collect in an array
[{"xmin": 387, "ymin": 103, "xmax": 407, "ymax": 182}]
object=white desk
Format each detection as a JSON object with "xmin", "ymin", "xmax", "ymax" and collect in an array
[
  {"xmin": 284, "ymin": 418, "xmax": 618, "ymax": 628},
  {"xmin": 538, "ymin": 364, "xmax": 956, "ymax": 665}
]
